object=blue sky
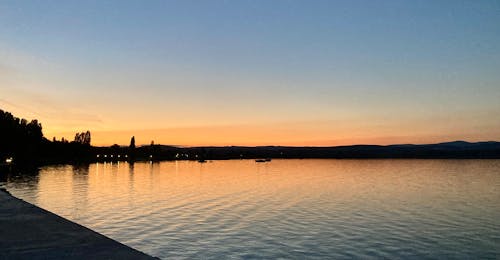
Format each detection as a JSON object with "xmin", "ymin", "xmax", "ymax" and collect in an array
[{"xmin": 1, "ymin": 1, "xmax": 499, "ymax": 145}]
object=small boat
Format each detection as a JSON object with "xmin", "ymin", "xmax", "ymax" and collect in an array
[
  {"xmin": 255, "ymin": 159, "xmax": 266, "ymax": 163},
  {"xmin": 198, "ymin": 159, "xmax": 207, "ymax": 163}
]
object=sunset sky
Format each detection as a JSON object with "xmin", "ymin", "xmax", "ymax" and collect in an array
[{"xmin": 1, "ymin": 1, "xmax": 499, "ymax": 146}]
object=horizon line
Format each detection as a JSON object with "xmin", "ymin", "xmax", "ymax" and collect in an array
[{"xmin": 92, "ymin": 140, "xmax": 500, "ymax": 148}]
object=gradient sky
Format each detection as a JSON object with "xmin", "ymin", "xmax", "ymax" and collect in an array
[{"xmin": 1, "ymin": 1, "xmax": 499, "ymax": 146}]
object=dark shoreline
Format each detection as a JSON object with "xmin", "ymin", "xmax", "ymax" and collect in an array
[
  {"xmin": 49, "ymin": 140, "xmax": 500, "ymax": 162},
  {"xmin": 3, "ymin": 140, "xmax": 500, "ymax": 169}
]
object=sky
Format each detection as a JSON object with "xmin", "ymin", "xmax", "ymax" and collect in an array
[{"xmin": 1, "ymin": 0, "xmax": 499, "ymax": 146}]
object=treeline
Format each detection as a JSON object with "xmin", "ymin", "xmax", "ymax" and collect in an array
[
  {"xmin": 0, "ymin": 109, "xmax": 44, "ymax": 162},
  {"xmin": 0, "ymin": 109, "xmax": 92, "ymax": 165},
  {"xmin": 2, "ymin": 108, "xmax": 500, "ymax": 167}
]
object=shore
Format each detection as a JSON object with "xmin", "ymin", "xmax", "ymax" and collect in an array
[{"xmin": 0, "ymin": 189, "xmax": 155, "ymax": 259}]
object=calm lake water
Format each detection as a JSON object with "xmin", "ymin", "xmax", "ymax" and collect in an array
[{"xmin": 2, "ymin": 159, "xmax": 500, "ymax": 259}]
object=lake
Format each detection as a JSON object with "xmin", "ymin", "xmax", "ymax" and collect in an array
[{"xmin": 2, "ymin": 159, "xmax": 500, "ymax": 259}]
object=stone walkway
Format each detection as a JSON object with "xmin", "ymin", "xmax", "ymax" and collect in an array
[{"xmin": 0, "ymin": 190, "xmax": 156, "ymax": 259}]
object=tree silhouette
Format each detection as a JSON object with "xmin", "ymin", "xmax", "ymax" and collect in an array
[
  {"xmin": 0, "ymin": 109, "xmax": 44, "ymax": 162},
  {"xmin": 73, "ymin": 131, "xmax": 91, "ymax": 145},
  {"xmin": 130, "ymin": 136, "xmax": 135, "ymax": 149},
  {"xmin": 128, "ymin": 136, "xmax": 136, "ymax": 162},
  {"xmin": 74, "ymin": 133, "xmax": 81, "ymax": 143},
  {"xmin": 84, "ymin": 131, "xmax": 91, "ymax": 145}
]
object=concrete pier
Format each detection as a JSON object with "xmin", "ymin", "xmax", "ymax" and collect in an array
[{"xmin": 0, "ymin": 190, "xmax": 155, "ymax": 259}]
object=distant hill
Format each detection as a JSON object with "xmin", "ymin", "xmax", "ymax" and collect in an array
[
  {"xmin": 121, "ymin": 141, "xmax": 500, "ymax": 160},
  {"xmin": 2, "ymin": 108, "xmax": 500, "ymax": 166}
]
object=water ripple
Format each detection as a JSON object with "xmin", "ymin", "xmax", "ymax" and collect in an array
[{"xmin": 3, "ymin": 159, "xmax": 500, "ymax": 259}]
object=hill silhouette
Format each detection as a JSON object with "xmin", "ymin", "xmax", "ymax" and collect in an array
[{"xmin": 1, "ymin": 108, "xmax": 500, "ymax": 167}]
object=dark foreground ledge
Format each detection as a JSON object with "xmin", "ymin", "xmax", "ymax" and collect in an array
[{"xmin": 0, "ymin": 190, "xmax": 155, "ymax": 260}]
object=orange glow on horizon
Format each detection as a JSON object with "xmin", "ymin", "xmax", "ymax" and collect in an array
[
  {"xmin": 45, "ymin": 122, "xmax": 500, "ymax": 147},
  {"xmin": 4, "ymin": 99, "xmax": 499, "ymax": 147}
]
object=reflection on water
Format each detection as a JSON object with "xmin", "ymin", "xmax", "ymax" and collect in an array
[{"xmin": 3, "ymin": 159, "xmax": 500, "ymax": 259}]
